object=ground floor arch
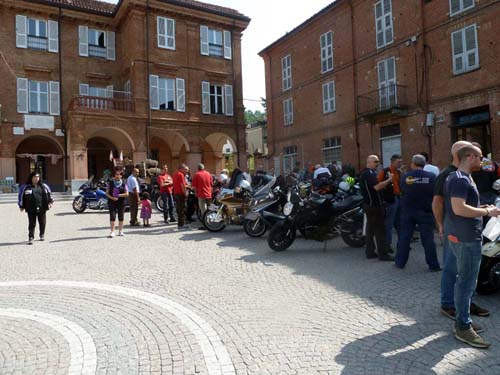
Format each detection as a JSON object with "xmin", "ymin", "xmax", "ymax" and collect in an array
[
  {"xmin": 203, "ymin": 133, "xmax": 238, "ymax": 174},
  {"xmin": 15, "ymin": 135, "xmax": 65, "ymax": 191}
]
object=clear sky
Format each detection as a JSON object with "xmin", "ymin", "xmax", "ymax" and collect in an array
[{"xmin": 103, "ymin": 0, "xmax": 332, "ymax": 111}]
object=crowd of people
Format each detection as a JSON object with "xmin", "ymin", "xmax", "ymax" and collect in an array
[{"xmin": 17, "ymin": 141, "xmax": 500, "ymax": 349}]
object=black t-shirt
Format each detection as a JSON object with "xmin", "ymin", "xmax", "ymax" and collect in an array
[
  {"xmin": 434, "ymin": 165, "xmax": 457, "ymax": 197},
  {"xmin": 360, "ymin": 168, "xmax": 383, "ymax": 207},
  {"xmin": 472, "ymin": 158, "xmax": 498, "ymax": 195}
]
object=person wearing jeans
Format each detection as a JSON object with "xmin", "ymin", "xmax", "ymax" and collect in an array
[
  {"xmin": 173, "ymin": 164, "xmax": 188, "ymax": 228},
  {"xmin": 157, "ymin": 165, "xmax": 176, "ymax": 223},
  {"xmin": 443, "ymin": 144, "xmax": 500, "ymax": 348},
  {"xmin": 433, "ymin": 141, "xmax": 490, "ymax": 321}
]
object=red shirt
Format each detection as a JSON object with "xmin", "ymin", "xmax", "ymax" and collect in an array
[
  {"xmin": 192, "ymin": 170, "xmax": 213, "ymax": 199},
  {"xmin": 157, "ymin": 173, "xmax": 173, "ymax": 194},
  {"xmin": 173, "ymin": 170, "xmax": 187, "ymax": 195}
]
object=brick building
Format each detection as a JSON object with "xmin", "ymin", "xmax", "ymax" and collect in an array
[
  {"xmin": 0, "ymin": 0, "xmax": 249, "ymax": 191},
  {"xmin": 259, "ymin": 0, "xmax": 500, "ymax": 174}
]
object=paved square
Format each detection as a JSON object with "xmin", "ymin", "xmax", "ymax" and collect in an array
[{"xmin": 1, "ymin": 202, "xmax": 500, "ymax": 374}]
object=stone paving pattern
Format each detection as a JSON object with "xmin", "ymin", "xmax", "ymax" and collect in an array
[{"xmin": 1, "ymin": 202, "xmax": 500, "ymax": 374}]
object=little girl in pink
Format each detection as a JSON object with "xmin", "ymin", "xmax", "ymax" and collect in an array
[{"xmin": 140, "ymin": 192, "xmax": 152, "ymax": 227}]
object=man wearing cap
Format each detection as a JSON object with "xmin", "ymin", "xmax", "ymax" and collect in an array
[{"xmin": 395, "ymin": 154, "xmax": 440, "ymax": 271}]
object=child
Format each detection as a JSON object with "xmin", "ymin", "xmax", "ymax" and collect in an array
[{"xmin": 140, "ymin": 192, "xmax": 152, "ymax": 227}]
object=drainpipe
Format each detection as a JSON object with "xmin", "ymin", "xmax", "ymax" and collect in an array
[
  {"xmin": 232, "ymin": 26, "xmax": 241, "ymax": 167},
  {"xmin": 146, "ymin": 0, "xmax": 151, "ymax": 158},
  {"xmin": 349, "ymin": 0, "xmax": 361, "ymax": 172},
  {"xmin": 420, "ymin": 0, "xmax": 432, "ymax": 160},
  {"xmin": 58, "ymin": 4, "xmax": 68, "ymax": 189}
]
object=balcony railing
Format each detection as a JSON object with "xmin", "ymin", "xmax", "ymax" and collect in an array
[
  {"xmin": 89, "ymin": 45, "xmax": 107, "ymax": 59},
  {"xmin": 28, "ymin": 35, "xmax": 48, "ymax": 50},
  {"xmin": 70, "ymin": 96, "xmax": 135, "ymax": 112},
  {"xmin": 357, "ymin": 84, "xmax": 408, "ymax": 117}
]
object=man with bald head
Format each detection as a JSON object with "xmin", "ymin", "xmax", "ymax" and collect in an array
[
  {"xmin": 433, "ymin": 141, "xmax": 490, "ymax": 322},
  {"xmin": 359, "ymin": 155, "xmax": 394, "ymax": 261}
]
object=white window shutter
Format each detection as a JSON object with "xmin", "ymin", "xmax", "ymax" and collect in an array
[
  {"xmin": 48, "ymin": 20, "xmax": 59, "ymax": 53},
  {"xmin": 79, "ymin": 83, "xmax": 89, "ymax": 96},
  {"xmin": 202, "ymin": 81, "xmax": 210, "ymax": 114},
  {"xmin": 322, "ymin": 83, "xmax": 328, "ymax": 113},
  {"xmin": 106, "ymin": 31, "xmax": 115, "ymax": 61},
  {"xmin": 289, "ymin": 99, "xmax": 294, "ymax": 124},
  {"xmin": 157, "ymin": 17, "xmax": 165, "ymax": 47},
  {"xmin": 224, "ymin": 84, "xmax": 233, "ymax": 116},
  {"xmin": 452, "ymin": 30, "xmax": 464, "ymax": 74},
  {"xmin": 79, "ymin": 25, "xmax": 89, "ymax": 57},
  {"xmin": 17, "ymin": 78, "xmax": 29, "ymax": 113},
  {"xmin": 16, "ymin": 15, "xmax": 27, "ymax": 49},
  {"xmin": 149, "ymin": 75, "xmax": 159, "ymax": 110},
  {"xmin": 330, "ymin": 82, "xmax": 336, "ymax": 112},
  {"xmin": 106, "ymin": 85, "xmax": 114, "ymax": 98},
  {"xmin": 200, "ymin": 25, "xmax": 209, "ymax": 56},
  {"xmin": 167, "ymin": 18, "xmax": 175, "ymax": 50},
  {"xmin": 223, "ymin": 30, "xmax": 232, "ymax": 60},
  {"xmin": 450, "ymin": 0, "xmax": 461, "ymax": 15},
  {"xmin": 176, "ymin": 78, "xmax": 185, "ymax": 112},
  {"xmin": 49, "ymin": 81, "xmax": 60, "ymax": 115}
]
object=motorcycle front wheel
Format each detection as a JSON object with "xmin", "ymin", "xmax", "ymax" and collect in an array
[
  {"xmin": 244, "ymin": 217, "xmax": 267, "ymax": 238},
  {"xmin": 340, "ymin": 220, "xmax": 366, "ymax": 248},
  {"xmin": 72, "ymin": 196, "xmax": 86, "ymax": 213},
  {"xmin": 203, "ymin": 209, "xmax": 226, "ymax": 232},
  {"xmin": 268, "ymin": 222, "xmax": 296, "ymax": 251},
  {"xmin": 155, "ymin": 195, "xmax": 164, "ymax": 212}
]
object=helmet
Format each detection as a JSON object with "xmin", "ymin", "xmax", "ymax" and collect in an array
[
  {"xmin": 239, "ymin": 179, "xmax": 252, "ymax": 191},
  {"xmin": 492, "ymin": 179, "xmax": 500, "ymax": 192},
  {"xmin": 482, "ymin": 241, "xmax": 500, "ymax": 257},
  {"xmin": 338, "ymin": 181, "xmax": 351, "ymax": 192}
]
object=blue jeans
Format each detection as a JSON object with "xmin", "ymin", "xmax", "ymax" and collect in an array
[
  {"xmin": 161, "ymin": 192, "xmax": 174, "ymax": 220},
  {"xmin": 449, "ymin": 241, "xmax": 482, "ymax": 330},
  {"xmin": 440, "ymin": 233, "xmax": 457, "ymax": 309},
  {"xmin": 384, "ymin": 198, "xmax": 400, "ymax": 248},
  {"xmin": 395, "ymin": 210, "xmax": 439, "ymax": 269}
]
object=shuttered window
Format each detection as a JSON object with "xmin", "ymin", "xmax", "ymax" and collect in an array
[
  {"xmin": 282, "ymin": 55, "xmax": 292, "ymax": 91},
  {"xmin": 201, "ymin": 82, "xmax": 233, "ymax": 115},
  {"xmin": 79, "ymin": 26, "xmax": 115, "ymax": 60},
  {"xmin": 322, "ymin": 81, "xmax": 336, "ymax": 114},
  {"xmin": 283, "ymin": 98, "xmax": 293, "ymax": 126},
  {"xmin": 451, "ymin": 24, "xmax": 479, "ymax": 75},
  {"xmin": 149, "ymin": 76, "xmax": 186, "ymax": 112},
  {"xmin": 200, "ymin": 26, "xmax": 232, "ymax": 59},
  {"xmin": 375, "ymin": 0, "xmax": 393, "ymax": 49},
  {"xmin": 16, "ymin": 15, "xmax": 58, "ymax": 53},
  {"xmin": 320, "ymin": 31, "xmax": 334, "ymax": 73}
]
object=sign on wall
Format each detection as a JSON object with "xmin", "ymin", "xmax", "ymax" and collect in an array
[{"xmin": 24, "ymin": 115, "xmax": 55, "ymax": 131}]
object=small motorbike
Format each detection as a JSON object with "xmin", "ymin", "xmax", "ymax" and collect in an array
[
  {"xmin": 72, "ymin": 178, "xmax": 109, "ymax": 213},
  {"xmin": 267, "ymin": 183, "xmax": 365, "ymax": 251},
  {"xmin": 244, "ymin": 184, "xmax": 287, "ymax": 237},
  {"xmin": 476, "ymin": 179, "xmax": 500, "ymax": 295},
  {"xmin": 203, "ymin": 177, "xmax": 274, "ymax": 232}
]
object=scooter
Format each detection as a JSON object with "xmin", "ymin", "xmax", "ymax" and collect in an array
[{"xmin": 72, "ymin": 178, "xmax": 109, "ymax": 213}]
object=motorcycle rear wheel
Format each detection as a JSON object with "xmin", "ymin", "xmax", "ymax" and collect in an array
[
  {"xmin": 476, "ymin": 261, "xmax": 500, "ymax": 295},
  {"xmin": 268, "ymin": 222, "xmax": 296, "ymax": 251},
  {"xmin": 244, "ymin": 217, "xmax": 267, "ymax": 237},
  {"xmin": 155, "ymin": 195, "xmax": 164, "ymax": 212},
  {"xmin": 203, "ymin": 210, "xmax": 226, "ymax": 232},
  {"xmin": 72, "ymin": 196, "xmax": 86, "ymax": 213}
]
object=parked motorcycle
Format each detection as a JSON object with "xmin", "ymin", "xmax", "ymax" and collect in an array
[
  {"xmin": 72, "ymin": 178, "xmax": 109, "ymax": 213},
  {"xmin": 476, "ymin": 179, "xmax": 500, "ymax": 295},
  {"xmin": 203, "ymin": 177, "xmax": 274, "ymax": 232},
  {"xmin": 267, "ymin": 183, "xmax": 365, "ymax": 251},
  {"xmin": 244, "ymin": 184, "xmax": 287, "ymax": 237}
]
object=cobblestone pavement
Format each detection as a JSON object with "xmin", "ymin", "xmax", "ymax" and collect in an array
[{"xmin": 1, "ymin": 202, "xmax": 500, "ymax": 374}]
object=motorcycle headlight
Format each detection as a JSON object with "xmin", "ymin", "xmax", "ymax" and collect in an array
[{"xmin": 283, "ymin": 202, "xmax": 294, "ymax": 216}]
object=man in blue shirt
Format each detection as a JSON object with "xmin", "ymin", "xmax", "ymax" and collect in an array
[
  {"xmin": 395, "ymin": 154, "xmax": 440, "ymax": 270},
  {"xmin": 444, "ymin": 144, "xmax": 500, "ymax": 349}
]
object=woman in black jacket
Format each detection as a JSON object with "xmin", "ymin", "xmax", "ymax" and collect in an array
[{"xmin": 18, "ymin": 172, "xmax": 53, "ymax": 244}]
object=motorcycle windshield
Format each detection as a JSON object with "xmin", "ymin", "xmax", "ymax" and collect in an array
[{"xmin": 253, "ymin": 176, "xmax": 277, "ymax": 198}]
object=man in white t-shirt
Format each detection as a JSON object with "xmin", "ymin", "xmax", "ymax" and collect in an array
[{"xmin": 421, "ymin": 152, "xmax": 439, "ymax": 176}]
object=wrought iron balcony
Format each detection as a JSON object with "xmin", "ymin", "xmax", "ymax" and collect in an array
[
  {"xmin": 70, "ymin": 96, "xmax": 135, "ymax": 112},
  {"xmin": 357, "ymin": 84, "xmax": 409, "ymax": 117}
]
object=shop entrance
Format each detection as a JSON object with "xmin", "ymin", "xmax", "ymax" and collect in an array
[{"xmin": 451, "ymin": 106, "xmax": 491, "ymax": 156}]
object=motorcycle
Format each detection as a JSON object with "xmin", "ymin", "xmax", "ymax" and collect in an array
[
  {"xmin": 72, "ymin": 178, "xmax": 109, "ymax": 213},
  {"xmin": 244, "ymin": 183, "xmax": 287, "ymax": 237},
  {"xmin": 203, "ymin": 177, "xmax": 274, "ymax": 232},
  {"xmin": 476, "ymin": 179, "xmax": 500, "ymax": 295},
  {"xmin": 267, "ymin": 183, "xmax": 365, "ymax": 251}
]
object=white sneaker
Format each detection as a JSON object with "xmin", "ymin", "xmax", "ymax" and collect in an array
[
  {"xmin": 109, "ymin": 232, "xmax": 115, "ymax": 238},
  {"xmin": 118, "ymin": 231, "xmax": 124, "ymax": 237}
]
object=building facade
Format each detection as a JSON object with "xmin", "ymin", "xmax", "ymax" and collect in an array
[
  {"xmin": 0, "ymin": 0, "xmax": 249, "ymax": 191},
  {"xmin": 259, "ymin": 0, "xmax": 500, "ymax": 174}
]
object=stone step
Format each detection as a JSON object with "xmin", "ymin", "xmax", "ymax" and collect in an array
[{"xmin": 0, "ymin": 192, "xmax": 74, "ymax": 204}]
